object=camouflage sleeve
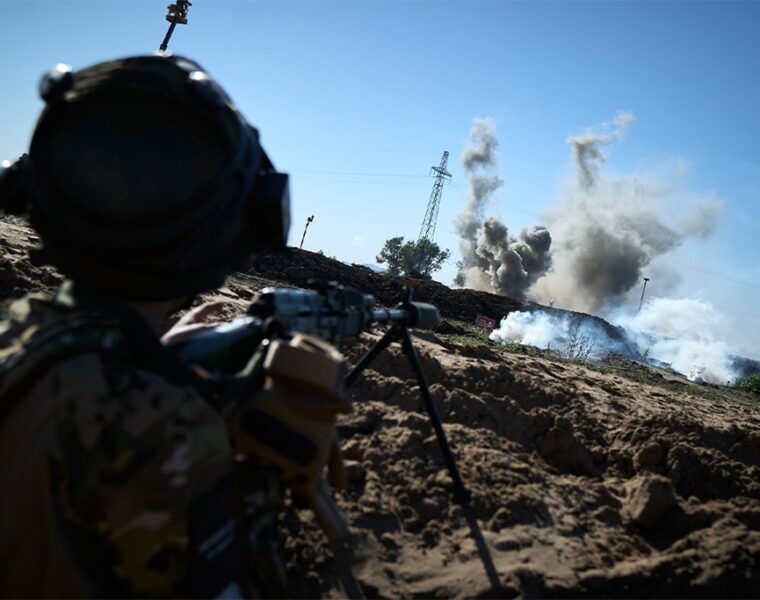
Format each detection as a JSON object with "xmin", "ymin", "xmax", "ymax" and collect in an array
[{"xmin": 47, "ymin": 352, "xmax": 243, "ymax": 598}]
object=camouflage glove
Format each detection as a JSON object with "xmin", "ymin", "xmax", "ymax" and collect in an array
[{"xmin": 228, "ymin": 333, "xmax": 352, "ymax": 540}]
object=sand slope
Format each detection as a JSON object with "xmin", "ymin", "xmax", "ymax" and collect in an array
[{"xmin": 1, "ymin": 219, "xmax": 758, "ymax": 597}]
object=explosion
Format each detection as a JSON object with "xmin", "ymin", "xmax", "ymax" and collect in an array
[
  {"xmin": 458, "ymin": 112, "xmax": 739, "ymax": 383},
  {"xmin": 455, "ymin": 118, "xmax": 552, "ymax": 300},
  {"xmin": 533, "ymin": 111, "xmax": 721, "ymax": 313}
]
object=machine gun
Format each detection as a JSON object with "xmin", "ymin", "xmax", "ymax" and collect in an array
[{"xmin": 171, "ymin": 282, "xmax": 470, "ymax": 506}]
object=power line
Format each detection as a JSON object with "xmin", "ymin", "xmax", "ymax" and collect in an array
[
  {"xmin": 457, "ymin": 193, "xmax": 760, "ymax": 293},
  {"xmin": 294, "ymin": 177, "xmax": 432, "ymax": 187},
  {"xmin": 711, "ymin": 303, "xmax": 760, "ymax": 320},
  {"xmin": 304, "ymin": 183, "xmax": 760, "ymax": 293},
  {"xmin": 275, "ymin": 143, "xmax": 433, "ymax": 156},
  {"xmin": 671, "ymin": 261, "xmax": 760, "ymax": 292},
  {"xmin": 292, "ymin": 169, "xmax": 432, "ymax": 179},
  {"xmin": 315, "ymin": 210, "xmax": 418, "ymax": 225}
]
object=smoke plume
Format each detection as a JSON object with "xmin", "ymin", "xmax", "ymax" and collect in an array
[
  {"xmin": 614, "ymin": 298, "xmax": 737, "ymax": 384},
  {"xmin": 532, "ymin": 111, "xmax": 721, "ymax": 313},
  {"xmin": 569, "ymin": 111, "xmax": 634, "ymax": 191},
  {"xmin": 489, "ymin": 310, "xmax": 636, "ymax": 360},
  {"xmin": 466, "ymin": 112, "xmax": 744, "ymax": 383},
  {"xmin": 455, "ymin": 118, "xmax": 552, "ymax": 299},
  {"xmin": 489, "ymin": 298, "xmax": 739, "ymax": 385}
]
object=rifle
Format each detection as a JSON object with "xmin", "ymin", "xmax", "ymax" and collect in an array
[{"xmin": 171, "ymin": 282, "xmax": 470, "ymax": 506}]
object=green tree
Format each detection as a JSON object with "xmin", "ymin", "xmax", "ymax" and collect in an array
[
  {"xmin": 453, "ymin": 260, "xmax": 465, "ymax": 287},
  {"xmin": 376, "ymin": 236, "xmax": 450, "ymax": 278},
  {"xmin": 376, "ymin": 236, "xmax": 405, "ymax": 276}
]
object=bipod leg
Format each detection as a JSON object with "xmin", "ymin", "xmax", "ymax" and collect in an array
[
  {"xmin": 344, "ymin": 327, "xmax": 399, "ymax": 388},
  {"xmin": 400, "ymin": 328, "xmax": 470, "ymax": 506}
]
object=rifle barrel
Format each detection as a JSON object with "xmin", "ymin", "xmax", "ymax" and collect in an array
[
  {"xmin": 370, "ymin": 308, "xmax": 413, "ymax": 325},
  {"xmin": 370, "ymin": 302, "xmax": 438, "ymax": 330}
]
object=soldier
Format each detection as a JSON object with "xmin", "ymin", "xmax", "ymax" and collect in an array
[{"xmin": 0, "ymin": 55, "xmax": 347, "ymax": 597}]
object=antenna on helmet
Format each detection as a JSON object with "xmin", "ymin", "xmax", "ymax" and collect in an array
[{"xmin": 159, "ymin": 1, "xmax": 192, "ymax": 54}]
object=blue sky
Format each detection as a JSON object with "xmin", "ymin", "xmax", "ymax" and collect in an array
[{"xmin": 1, "ymin": 0, "xmax": 760, "ymax": 354}]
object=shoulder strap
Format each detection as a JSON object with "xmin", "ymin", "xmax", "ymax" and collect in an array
[
  {"xmin": 53, "ymin": 282, "xmax": 205, "ymax": 393},
  {"xmin": 0, "ymin": 311, "xmax": 123, "ymax": 422}
]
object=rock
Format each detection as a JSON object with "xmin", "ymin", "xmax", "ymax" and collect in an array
[
  {"xmin": 624, "ymin": 474, "xmax": 677, "ymax": 529},
  {"xmin": 343, "ymin": 460, "xmax": 366, "ymax": 483},
  {"xmin": 341, "ymin": 438, "xmax": 365, "ymax": 461},
  {"xmin": 493, "ymin": 534, "xmax": 522, "ymax": 551},
  {"xmin": 379, "ymin": 532, "xmax": 399, "ymax": 550},
  {"xmin": 537, "ymin": 417, "xmax": 597, "ymax": 475},
  {"xmin": 217, "ymin": 286, "xmax": 239, "ymax": 299},
  {"xmin": 634, "ymin": 440, "xmax": 665, "ymax": 471}
]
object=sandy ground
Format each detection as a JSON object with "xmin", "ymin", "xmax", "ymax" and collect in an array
[{"xmin": 2, "ymin": 217, "xmax": 759, "ymax": 598}]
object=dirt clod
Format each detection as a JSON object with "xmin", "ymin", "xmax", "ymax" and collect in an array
[{"xmin": 624, "ymin": 474, "xmax": 678, "ymax": 529}]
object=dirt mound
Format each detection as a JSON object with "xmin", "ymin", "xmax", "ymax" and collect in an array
[
  {"xmin": 2, "ymin": 218, "xmax": 759, "ymax": 597},
  {"xmin": 0, "ymin": 217, "xmax": 62, "ymax": 300},
  {"xmin": 276, "ymin": 334, "xmax": 759, "ymax": 598},
  {"xmin": 248, "ymin": 248, "xmax": 524, "ymax": 323}
]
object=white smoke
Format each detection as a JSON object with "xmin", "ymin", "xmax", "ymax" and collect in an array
[
  {"xmin": 614, "ymin": 298, "xmax": 737, "ymax": 384},
  {"xmin": 455, "ymin": 118, "xmax": 552, "ymax": 299},
  {"xmin": 490, "ymin": 311, "xmax": 560, "ymax": 349},
  {"xmin": 489, "ymin": 298, "xmax": 739, "ymax": 385},
  {"xmin": 489, "ymin": 310, "xmax": 635, "ymax": 362}
]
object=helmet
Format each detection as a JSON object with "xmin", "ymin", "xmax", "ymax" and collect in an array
[{"xmin": 0, "ymin": 55, "xmax": 290, "ymax": 300}]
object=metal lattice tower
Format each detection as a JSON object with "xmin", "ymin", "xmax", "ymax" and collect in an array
[{"xmin": 418, "ymin": 151, "xmax": 452, "ymax": 243}]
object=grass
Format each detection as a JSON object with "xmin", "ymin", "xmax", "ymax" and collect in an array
[
  {"xmin": 558, "ymin": 333, "xmax": 595, "ymax": 363},
  {"xmin": 442, "ymin": 319, "xmax": 568, "ymax": 360},
  {"xmin": 735, "ymin": 374, "xmax": 760, "ymax": 395},
  {"xmin": 435, "ymin": 318, "xmax": 760, "ymax": 408}
]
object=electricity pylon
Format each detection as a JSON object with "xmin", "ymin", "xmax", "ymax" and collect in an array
[
  {"xmin": 412, "ymin": 151, "xmax": 451, "ymax": 276},
  {"xmin": 418, "ymin": 151, "xmax": 452, "ymax": 243}
]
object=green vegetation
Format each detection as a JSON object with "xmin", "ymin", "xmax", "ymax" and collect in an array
[
  {"xmin": 447, "ymin": 321, "xmax": 493, "ymax": 347},
  {"xmin": 376, "ymin": 236, "xmax": 450, "ymax": 278},
  {"xmin": 453, "ymin": 260, "xmax": 465, "ymax": 287},
  {"xmin": 445, "ymin": 320, "xmax": 555, "ymax": 359},
  {"xmin": 735, "ymin": 374, "xmax": 760, "ymax": 394}
]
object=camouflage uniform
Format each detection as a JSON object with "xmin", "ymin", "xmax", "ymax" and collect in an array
[{"xmin": 0, "ymin": 282, "xmax": 285, "ymax": 598}]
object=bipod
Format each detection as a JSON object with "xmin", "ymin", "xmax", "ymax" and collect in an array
[{"xmin": 344, "ymin": 292, "xmax": 470, "ymax": 506}]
